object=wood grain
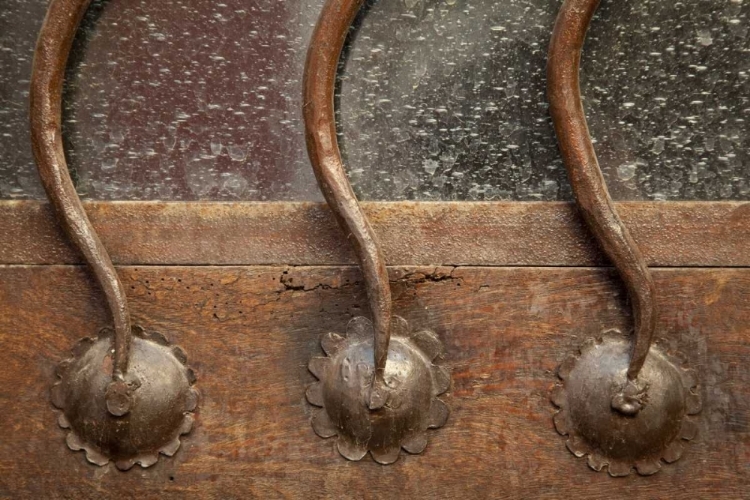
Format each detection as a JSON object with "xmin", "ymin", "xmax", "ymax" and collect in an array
[
  {"xmin": 2, "ymin": 200, "xmax": 749, "ymax": 266},
  {"xmin": 0, "ymin": 265, "xmax": 747, "ymax": 499}
]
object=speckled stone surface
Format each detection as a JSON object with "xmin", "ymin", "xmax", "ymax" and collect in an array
[{"xmin": 2, "ymin": 0, "xmax": 748, "ymax": 201}]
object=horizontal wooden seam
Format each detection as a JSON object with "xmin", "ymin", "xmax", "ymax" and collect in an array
[{"xmin": 1, "ymin": 201, "xmax": 747, "ymax": 267}]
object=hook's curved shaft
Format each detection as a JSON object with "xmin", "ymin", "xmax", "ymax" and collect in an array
[
  {"xmin": 31, "ymin": 0, "xmax": 131, "ymax": 381},
  {"xmin": 548, "ymin": 0, "xmax": 656, "ymax": 382},
  {"xmin": 303, "ymin": 0, "xmax": 393, "ymax": 407}
]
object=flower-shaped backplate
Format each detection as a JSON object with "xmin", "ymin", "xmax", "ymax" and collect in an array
[
  {"xmin": 551, "ymin": 329, "xmax": 701, "ymax": 476},
  {"xmin": 51, "ymin": 326, "xmax": 198, "ymax": 470},
  {"xmin": 307, "ymin": 316, "xmax": 450, "ymax": 464}
]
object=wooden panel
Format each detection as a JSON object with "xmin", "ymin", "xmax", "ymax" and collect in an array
[
  {"xmin": 0, "ymin": 265, "xmax": 747, "ymax": 498},
  {"xmin": 1, "ymin": 200, "xmax": 749, "ymax": 266}
]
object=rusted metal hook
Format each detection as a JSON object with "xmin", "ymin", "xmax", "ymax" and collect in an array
[
  {"xmin": 30, "ymin": 0, "xmax": 134, "ymax": 411},
  {"xmin": 548, "ymin": 0, "xmax": 701, "ymax": 476},
  {"xmin": 31, "ymin": 0, "xmax": 197, "ymax": 469},
  {"xmin": 303, "ymin": 0, "xmax": 392, "ymax": 409},
  {"xmin": 547, "ymin": 0, "xmax": 656, "ymax": 413},
  {"xmin": 302, "ymin": 0, "xmax": 450, "ymax": 464}
]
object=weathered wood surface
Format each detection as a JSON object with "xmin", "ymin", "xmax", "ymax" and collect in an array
[
  {"xmin": 2, "ymin": 201, "xmax": 749, "ymax": 266},
  {"xmin": 0, "ymin": 265, "xmax": 747, "ymax": 499}
]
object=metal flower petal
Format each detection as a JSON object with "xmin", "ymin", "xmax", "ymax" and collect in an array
[
  {"xmin": 551, "ymin": 330, "xmax": 701, "ymax": 477},
  {"xmin": 306, "ymin": 316, "xmax": 450, "ymax": 464},
  {"xmin": 52, "ymin": 326, "xmax": 198, "ymax": 469}
]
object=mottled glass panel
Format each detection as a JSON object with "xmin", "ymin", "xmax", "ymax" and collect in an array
[
  {"xmin": 584, "ymin": 0, "xmax": 750, "ymax": 201},
  {"xmin": 1, "ymin": 0, "xmax": 748, "ymax": 201},
  {"xmin": 340, "ymin": 0, "xmax": 565, "ymax": 201},
  {"xmin": 0, "ymin": 0, "xmax": 49, "ymax": 199}
]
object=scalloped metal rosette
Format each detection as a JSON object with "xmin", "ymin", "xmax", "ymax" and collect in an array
[
  {"xmin": 51, "ymin": 326, "xmax": 198, "ymax": 470},
  {"xmin": 306, "ymin": 316, "xmax": 450, "ymax": 464},
  {"xmin": 551, "ymin": 329, "xmax": 701, "ymax": 477}
]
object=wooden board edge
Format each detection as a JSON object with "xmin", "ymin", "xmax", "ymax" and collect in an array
[{"xmin": 1, "ymin": 200, "xmax": 748, "ymax": 266}]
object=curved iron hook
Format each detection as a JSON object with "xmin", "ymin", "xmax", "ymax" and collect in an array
[
  {"xmin": 30, "ymin": 0, "xmax": 133, "ymax": 407},
  {"xmin": 303, "ymin": 0, "xmax": 393, "ymax": 409},
  {"xmin": 548, "ymin": 0, "xmax": 657, "ymax": 414}
]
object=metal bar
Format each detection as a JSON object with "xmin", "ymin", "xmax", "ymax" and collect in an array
[
  {"xmin": 303, "ymin": 0, "xmax": 394, "ymax": 407},
  {"xmin": 548, "ymin": 0, "xmax": 656, "ymax": 385},
  {"xmin": 30, "ymin": 0, "xmax": 132, "ymax": 381}
]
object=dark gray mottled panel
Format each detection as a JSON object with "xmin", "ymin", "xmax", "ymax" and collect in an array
[
  {"xmin": 1, "ymin": 0, "xmax": 748, "ymax": 201},
  {"xmin": 0, "ymin": 0, "xmax": 49, "ymax": 199}
]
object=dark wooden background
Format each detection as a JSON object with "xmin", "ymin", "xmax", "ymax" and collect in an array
[{"xmin": 0, "ymin": 201, "xmax": 748, "ymax": 499}]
